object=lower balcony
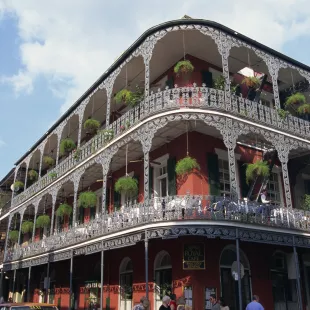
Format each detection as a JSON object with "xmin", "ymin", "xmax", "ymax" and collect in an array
[{"xmin": 5, "ymin": 195, "xmax": 310, "ymax": 263}]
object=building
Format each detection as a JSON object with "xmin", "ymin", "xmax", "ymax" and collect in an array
[{"xmin": 1, "ymin": 16, "xmax": 310, "ymax": 310}]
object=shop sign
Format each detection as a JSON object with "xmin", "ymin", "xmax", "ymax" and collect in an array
[
  {"xmin": 85, "ymin": 282, "xmax": 101, "ymax": 289},
  {"xmin": 183, "ymin": 243, "xmax": 205, "ymax": 270}
]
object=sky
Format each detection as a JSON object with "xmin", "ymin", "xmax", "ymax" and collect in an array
[{"xmin": 1, "ymin": 0, "xmax": 310, "ymax": 180}]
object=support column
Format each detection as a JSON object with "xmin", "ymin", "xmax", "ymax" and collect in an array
[
  {"xmin": 24, "ymin": 165, "xmax": 29, "ymax": 190},
  {"xmin": 270, "ymin": 63, "xmax": 281, "ymax": 109},
  {"xmin": 144, "ymin": 230, "xmax": 149, "ymax": 300},
  {"xmin": 45, "ymin": 261, "xmax": 50, "ymax": 303},
  {"xmin": 105, "ymin": 91, "xmax": 112, "ymax": 128},
  {"xmin": 100, "ymin": 250, "xmax": 104, "ymax": 310},
  {"xmin": 0, "ymin": 268, "xmax": 4, "ymax": 299},
  {"xmin": 77, "ymin": 115, "xmax": 83, "ymax": 148},
  {"xmin": 219, "ymin": 33, "xmax": 232, "ymax": 111},
  {"xmin": 236, "ymin": 229, "xmax": 242, "ymax": 310},
  {"xmin": 275, "ymin": 138, "xmax": 293, "ymax": 209},
  {"xmin": 11, "ymin": 168, "xmax": 18, "ymax": 202},
  {"xmin": 72, "ymin": 170, "xmax": 83, "ymax": 227},
  {"xmin": 293, "ymin": 237, "xmax": 303, "ymax": 310},
  {"xmin": 27, "ymin": 266, "xmax": 31, "ymax": 302},
  {"xmin": 17, "ymin": 210, "xmax": 25, "ymax": 246},
  {"xmin": 3, "ymin": 216, "xmax": 12, "ymax": 262},
  {"xmin": 222, "ymin": 122, "xmax": 239, "ymax": 200},
  {"xmin": 101, "ymin": 174, "xmax": 108, "ymax": 222},
  {"xmin": 143, "ymin": 151, "xmax": 150, "ymax": 202},
  {"xmin": 69, "ymin": 254, "xmax": 73, "ymax": 310},
  {"xmin": 32, "ymin": 207, "xmax": 38, "ymax": 242},
  {"xmin": 72, "ymin": 189, "xmax": 78, "ymax": 227},
  {"xmin": 143, "ymin": 57, "xmax": 150, "ymax": 116},
  {"xmin": 56, "ymin": 136, "xmax": 61, "ymax": 166},
  {"xmin": 38, "ymin": 152, "xmax": 44, "ymax": 178},
  {"xmin": 12, "ymin": 269, "xmax": 16, "ymax": 301}
]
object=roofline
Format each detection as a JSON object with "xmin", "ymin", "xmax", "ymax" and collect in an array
[
  {"xmin": 0, "ymin": 168, "xmax": 15, "ymax": 187},
  {"xmin": 14, "ymin": 18, "xmax": 310, "ymax": 166}
]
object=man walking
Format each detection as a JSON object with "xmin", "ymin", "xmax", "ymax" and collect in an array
[
  {"xmin": 246, "ymin": 295, "xmax": 264, "ymax": 310},
  {"xmin": 209, "ymin": 294, "xmax": 220, "ymax": 310}
]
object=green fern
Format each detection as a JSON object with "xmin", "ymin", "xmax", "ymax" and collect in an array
[
  {"xmin": 115, "ymin": 176, "xmax": 138, "ymax": 196},
  {"xmin": 175, "ymin": 156, "xmax": 200, "ymax": 176},
  {"xmin": 56, "ymin": 203, "xmax": 72, "ymax": 218},
  {"xmin": 21, "ymin": 221, "xmax": 34, "ymax": 234},
  {"xmin": 245, "ymin": 160, "xmax": 270, "ymax": 184},
  {"xmin": 35, "ymin": 215, "xmax": 50, "ymax": 228},
  {"xmin": 174, "ymin": 60, "xmax": 194, "ymax": 76},
  {"xmin": 285, "ymin": 93, "xmax": 306, "ymax": 107},
  {"xmin": 78, "ymin": 191, "xmax": 97, "ymax": 208}
]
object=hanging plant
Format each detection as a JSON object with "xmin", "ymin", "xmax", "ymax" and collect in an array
[
  {"xmin": 245, "ymin": 160, "xmax": 270, "ymax": 184},
  {"xmin": 35, "ymin": 215, "xmax": 50, "ymax": 228},
  {"xmin": 174, "ymin": 60, "xmax": 194, "ymax": 77},
  {"xmin": 78, "ymin": 191, "xmax": 97, "ymax": 208},
  {"xmin": 285, "ymin": 92, "xmax": 306, "ymax": 107},
  {"xmin": 213, "ymin": 75, "xmax": 239, "ymax": 94},
  {"xmin": 277, "ymin": 108, "xmax": 290, "ymax": 120},
  {"xmin": 297, "ymin": 103, "xmax": 310, "ymax": 115},
  {"xmin": 242, "ymin": 76, "xmax": 260, "ymax": 88},
  {"xmin": 60, "ymin": 138, "xmax": 76, "ymax": 156},
  {"xmin": 115, "ymin": 86, "xmax": 144, "ymax": 107},
  {"xmin": 43, "ymin": 156, "xmax": 55, "ymax": 167},
  {"xmin": 175, "ymin": 156, "xmax": 200, "ymax": 176},
  {"xmin": 8, "ymin": 230, "xmax": 19, "ymax": 242},
  {"xmin": 12, "ymin": 181, "xmax": 24, "ymax": 191},
  {"xmin": 115, "ymin": 89, "xmax": 133, "ymax": 104},
  {"xmin": 84, "ymin": 118, "xmax": 101, "ymax": 135},
  {"xmin": 28, "ymin": 169, "xmax": 38, "ymax": 181},
  {"xmin": 115, "ymin": 176, "xmax": 138, "ymax": 196},
  {"xmin": 21, "ymin": 221, "xmax": 34, "ymax": 234},
  {"xmin": 56, "ymin": 203, "xmax": 72, "ymax": 218},
  {"xmin": 73, "ymin": 148, "xmax": 81, "ymax": 161},
  {"xmin": 100, "ymin": 129, "xmax": 114, "ymax": 143}
]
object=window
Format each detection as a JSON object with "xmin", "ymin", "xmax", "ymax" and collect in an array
[
  {"xmin": 153, "ymin": 154, "xmax": 170, "ymax": 198},
  {"xmin": 219, "ymin": 159, "xmax": 230, "ymax": 196},
  {"xmin": 267, "ymin": 172, "xmax": 281, "ymax": 204},
  {"xmin": 120, "ymin": 258, "xmax": 133, "ymax": 310}
]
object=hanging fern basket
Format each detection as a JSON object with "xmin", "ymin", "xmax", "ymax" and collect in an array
[
  {"xmin": 285, "ymin": 92, "xmax": 306, "ymax": 108},
  {"xmin": 13, "ymin": 181, "xmax": 24, "ymax": 191},
  {"xmin": 297, "ymin": 103, "xmax": 310, "ymax": 115},
  {"xmin": 35, "ymin": 215, "xmax": 51, "ymax": 228},
  {"xmin": 43, "ymin": 156, "xmax": 55, "ymax": 167},
  {"xmin": 60, "ymin": 138, "xmax": 76, "ymax": 156},
  {"xmin": 78, "ymin": 191, "xmax": 97, "ymax": 208},
  {"xmin": 115, "ymin": 176, "xmax": 138, "ymax": 196},
  {"xmin": 8, "ymin": 230, "xmax": 19, "ymax": 243},
  {"xmin": 241, "ymin": 76, "xmax": 261, "ymax": 88},
  {"xmin": 56, "ymin": 203, "xmax": 73, "ymax": 218},
  {"xmin": 245, "ymin": 160, "xmax": 270, "ymax": 184},
  {"xmin": 174, "ymin": 60, "xmax": 194, "ymax": 78},
  {"xmin": 84, "ymin": 118, "xmax": 101, "ymax": 135},
  {"xmin": 28, "ymin": 169, "xmax": 38, "ymax": 181},
  {"xmin": 175, "ymin": 156, "xmax": 200, "ymax": 176},
  {"xmin": 21, "ymin": 221, "xmax": 34, "ymax": 234}
]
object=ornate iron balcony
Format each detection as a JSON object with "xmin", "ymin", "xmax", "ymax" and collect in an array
[
  {"xmin": 11, "ymin": 85, "xmax": 310, "ymax": 208},
  {"xmin": 6, "ymin": 195, "xmax": 310, "ymax": 263}
]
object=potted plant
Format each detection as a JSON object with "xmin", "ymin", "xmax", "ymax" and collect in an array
[
  {"xmin": 49, "ymin": 172, "xmax": 57, "ymax": 179},
  {"xmin": 175, "ymin": 156, "xmax": 200, "ymax": 176},
  {"xmin": 84, "ymin": 118, "xmax": 101, "ymax": 135},
  {"xmin": 277, "ymin": 108, "xmax": 290, "ymax": 120},
  {"xmin": 73, "ymin": 148, "xmax": 81, "ymax": 161},
  {"xmin": 35, "ymin": 214, "xmax": 51, "ymax": 228},
  {"xmin": 101, "ymin": 129, "xmax": 114, "ymax": 143},
  {"xmin": 60, "ymin": 138, "xmax": 76, "ymax": 156},
  {"xmin": 12, "ymin": 181, "xmax": 24, "ymax": 192},
  {"xmin": 28, "ymin": 169, "xmax": 38, "ymax": 181},
  {"xmin": 285, "ymin": 92, "xmax": 306, "ymax": 107},
  {"xmin": 8, "ymin": 230, "xmax": 19, "ymax": 243},
  {"xmin": 245, "ymin": 160, "xmax": 270, "ymax": 184},
  {"xmin": 56, "ymin": 203, "xmax": 73, "ymax": 218},
  {"xmin": 78, "ymin": 191, "xmax": 97, "ymax": 208},
  {"xmin": 21, "ymin": 220, "xmax": 34, "ymax": 234},
  {"xmin": 242, "ymin": 76, "xmax": 261, "ymax": 89},
  {"xmin": 174, "ymin": 60, "xmax": 194, "ymax": 77},
  {"xmin": 115, "ymin": 86, "xmax": 144, "ymax": 107},
  {"xmin": 297, "ymin": 104, "xmax": 310, "ymax": 115},
  {"xmin": 43, "ymin": 156, "xmax": 55, "ymax": 168},
  {"xmin": 115, "ymin": 176, "xmax": 138, "ymax": 197},
  {"xmin": 115, "ymin": 89, "xmax": 133, "ymax": 105},
  {"xmin": 301, "ymin": 194, "xmax": 310, "ymax": 211}
]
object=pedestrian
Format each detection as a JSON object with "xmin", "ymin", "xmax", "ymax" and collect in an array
[
  {"xmin": 159, "ymin": 295, "xmax": 171, "ymax": 310},
  {"xmin": 246, "ymin": 295, "xmax": 264, "ymax": 310},
  {"xmin": 209, "ymin": 294, "xmax": 220, "ymax": 310},
  {"xmin": 169, "ymin": 294, "xmax": 177, "ymax": 310},
  {"xmin": 133, "ymin": 296, "xmax": 146, "ymax": 310},
  {"xmin": 219, "ymin": 298, "xmax": 229, "ymax": 310}
]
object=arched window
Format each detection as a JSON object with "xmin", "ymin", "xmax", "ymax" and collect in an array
[
  {"xmin": 154, "ymin": 251, "xmax": 172, "ymax": 309},
  {"xmin": 220, "ymin": 245, "xmax": 251, "ymax": 310},
  {"xmin": 119, "ymin": 257, "xmax": 133, "ymax": 310},
  {"xmin": 271, "ymin": 251, "xmax": 298, "ymax": 309}
]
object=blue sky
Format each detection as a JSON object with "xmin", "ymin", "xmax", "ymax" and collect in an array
[{"xmin": 1, "ymin": 0, "xmax": 310, "ymax": 180}]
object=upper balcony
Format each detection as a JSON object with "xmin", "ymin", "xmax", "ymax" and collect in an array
[{"xmin": 9, "ymin": 19, "xmax": 310, "ymax": 209}]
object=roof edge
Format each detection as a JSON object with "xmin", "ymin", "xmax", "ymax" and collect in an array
[{"xmin": 14, "ymin": 18, "xmax": 310, "ymax": 166}]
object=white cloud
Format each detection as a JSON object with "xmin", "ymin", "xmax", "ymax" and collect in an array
[
  {"xmin": 0, "ymin": 139, "xmax": 5, "ymax": 148},
  {"xmin": 1, "ymin": 0, "xmax": 310, "ymax": 114}
]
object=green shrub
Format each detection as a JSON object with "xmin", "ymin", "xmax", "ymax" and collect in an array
[
  {"xmin": 56, "ymin": 203, "xmax": 72, "ymax": 218},
  {"xmin": 174, "ymin": 60, "xmax": 194, "ymax": 76},
  {"xmin": 245, "ymin": 160, "xmax": 270, "ymax": 184},
  {"xmin": 175, "ymin": 156, "xmax": 200, "ymax": 176},
  {"xmin": 60, "ymin": 138, "xmax": 76, "ymax": 156},
  {"xmin": 35, "ymin": 215, "xmax": 50, "ymax": 228},
  {"xmin": 84, "ymin": 119, "xmax": 101, "ymax": 134},
  {"xmin": 8, "ymin": 230, "xmax": 19, "ymax": 242},
  {"xmin": 43, "ymin": 156, "xmax": 55, "ymax": 167},
  {"xmin": 21, "ymin": 221, "xmax": 34, "ymax": 234},
  {"xmin": 115, "ymin": 176, "xmax": 138, "ymax": 196},
  {"xmin": 285, "ymin": 93, "xmax": 306, "ymax": 107},
  {"xmin": 28, "ymin": 169, "xmax": 38, "ymax": 181},
  {"xmin": 78, "ymin": 191, "xmax": 97, "ymax": 208}
]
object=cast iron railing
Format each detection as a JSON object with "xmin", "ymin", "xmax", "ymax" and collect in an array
[
  {"xmin": 6, "ymin": 195, "xmax": 310, "ymax": 262},
  {"xmin": 12, "ymin": 85, "xmax": 310, "ymax": 207}
]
